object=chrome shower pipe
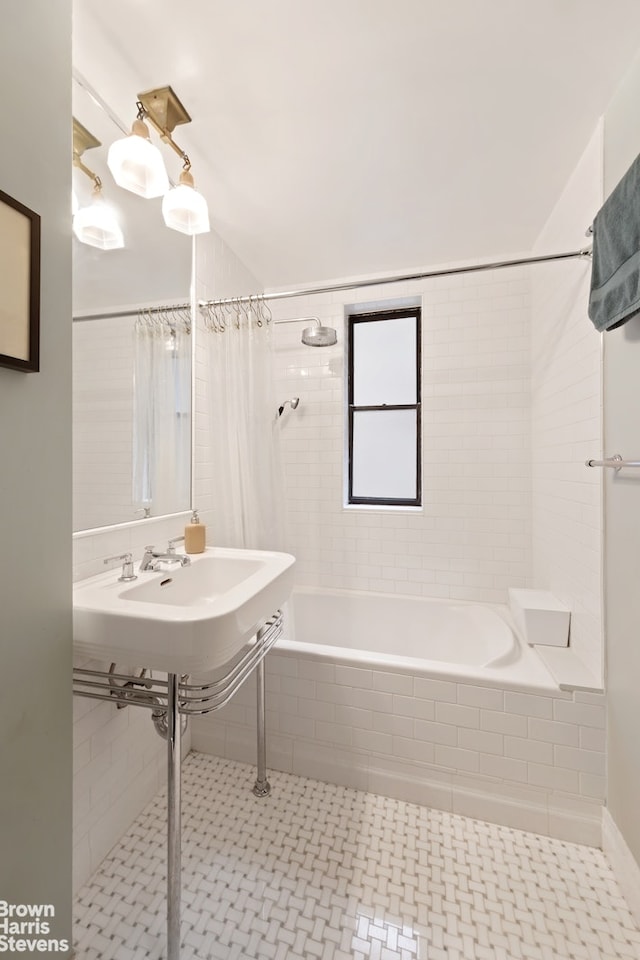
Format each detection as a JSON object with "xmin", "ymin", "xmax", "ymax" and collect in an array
[
  {"xmin": 275, "ymin": 315, "xmax": 319, "ymax": 324},
  {"xmin": 274, "ymin": 316, "xmax": 321, "ymax": 328}
]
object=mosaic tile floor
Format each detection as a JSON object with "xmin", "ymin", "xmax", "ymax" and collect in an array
[{"xmin": 74, "ymin": 752, "xmax": 640, "ymax": 960}]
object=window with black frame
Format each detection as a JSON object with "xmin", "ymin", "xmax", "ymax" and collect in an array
[{"xmin": 347, "ymin": 307, "xmax": 421, "ymax": 506}]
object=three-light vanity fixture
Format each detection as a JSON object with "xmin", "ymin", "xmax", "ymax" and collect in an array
[{"xmin": 72, "ymin": 85, "xmax": 210, "ymax": 249}]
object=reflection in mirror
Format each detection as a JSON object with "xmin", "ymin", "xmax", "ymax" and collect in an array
[
  {"xmin": 132, "ymin": 310, "xmax": 191, "ymax": 517},
  {"xmin": 72, "ymin": 74, "xmax": 193, "ymax": 532}
]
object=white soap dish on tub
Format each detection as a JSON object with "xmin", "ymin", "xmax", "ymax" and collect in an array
[{"xmin": 508, "ymin": 588, "xmax": 570, "ymax": 647}]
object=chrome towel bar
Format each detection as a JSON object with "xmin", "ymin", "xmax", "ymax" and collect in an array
[{"xmin": 585, "ymin": 454, "xmax": 640, "ymax": 469}]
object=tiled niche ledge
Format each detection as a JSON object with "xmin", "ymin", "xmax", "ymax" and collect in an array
[
  {"xmin": 191, "ymin": 652, "xmax": 606, "ymax": 848},
  {"xmin": 533, "ymin": 645, "xmax": 603, "ymax": 694}
]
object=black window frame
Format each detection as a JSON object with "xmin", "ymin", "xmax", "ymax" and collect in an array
[{"xmin": 347, "ymin": 307, "xmax": 422, "ymax": 507}]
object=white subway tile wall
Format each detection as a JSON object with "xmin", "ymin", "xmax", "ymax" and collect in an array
[
  {"xmin": 72, "ymin": 228, "xmax": 262, "ymax": 892},
  {"xmin": 531, "ymin": 123, "xmax": 603, "ymax": 682},
  {"xmin": 271, "ymin": 267, "xmax": 532, "ymax": 602},
  {"xmin": 192, "ymin": 651, "xmax": 605, "ymax": 846},
  {"xmin": 72, "ymin": 682, "xmax": 168, "ymax": 892}
]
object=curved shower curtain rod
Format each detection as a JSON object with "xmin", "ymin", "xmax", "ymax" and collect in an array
[
  {"xmin": 72, "ymin": 246, "xmax": 592, "ymax": 323},
  {"xmin": 199, "ymin": 246, "xmax": 592, "ymax": 310}
]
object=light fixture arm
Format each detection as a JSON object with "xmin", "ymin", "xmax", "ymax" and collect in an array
[
  {"xmin": 136, "ymin": 88, "xmax": 192, "ymax": 171},
  {"xmin": 72, "ymin": 118, "xmax": 103, "ymax": 191},
  {"xmin": 73, "ymin": 153, "xmax": 102, "ymax": 192}
]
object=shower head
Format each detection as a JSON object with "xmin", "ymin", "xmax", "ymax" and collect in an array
[
  {"xmin": 274, "ymin": 315, "xmax": 338, "ymax": 347},
  {"xmin": 301, "ymin": 319, "xmax": 338, "ymax": 347}
]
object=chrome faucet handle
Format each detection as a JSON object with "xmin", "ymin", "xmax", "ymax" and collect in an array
[
  {"xmin": 104, "ymin": 552, "xmax": 137, "ymax": 582},
  {"xmin": 167, "ymin": 535, "xmax": 185, "ymax": 554},
  {"xmin": 134, "ymin": 506, "xmax": 151, "ymax": 519},
  {"xmin": 139, "ymin": 545, "xmax": 160, "ymax": 573}
]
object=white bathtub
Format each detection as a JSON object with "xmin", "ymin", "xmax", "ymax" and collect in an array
[
  {"xmin": 192, "ymin": 585, "xmax": 604, "ymax": 845},
  {"xmin": 278, "ymin": 586, "xmax": 556, "ymax": 691}
]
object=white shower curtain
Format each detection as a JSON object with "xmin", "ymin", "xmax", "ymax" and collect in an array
[
  {"xmin": 133, "ymin": 319, "xmax": 191, "ymax": 516},
  {"xmin": 205, "ymin": 308, "xmax": 285, "ymax": 550}
]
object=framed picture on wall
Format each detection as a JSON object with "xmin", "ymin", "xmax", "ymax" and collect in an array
[{"xmin": 0, "ymin": 188, "xmax": 40, "ymax": 372}]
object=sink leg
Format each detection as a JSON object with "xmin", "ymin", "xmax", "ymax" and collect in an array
[
  {"xmin": 167, "ymin": 673, "xmax": 182, "ymax": 960},
  {"xmin": 252, "ymin": 654, "xmax": 271, "ymax": 797}
]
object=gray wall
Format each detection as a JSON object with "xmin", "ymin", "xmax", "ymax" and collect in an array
[
  {"xmin": 0, "ymin": 0, "xmax": 73, "ymax": 941},
  {"xmin": 602, "ymin": 47, "xmax": 640, "ymax": 868}
]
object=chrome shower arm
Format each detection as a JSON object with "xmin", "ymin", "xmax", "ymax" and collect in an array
[{"xmin": 273, "ymin": 316, "xmax": 321, "ymax": 328}]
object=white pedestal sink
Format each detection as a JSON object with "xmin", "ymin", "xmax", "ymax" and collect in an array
[
  {"xmin": 73, "ymin": 545, "xmax": 295, "ymax": 672},
  {"xmin": 72, "ymin": 545, "xmax": 295, "ymax": 960}
]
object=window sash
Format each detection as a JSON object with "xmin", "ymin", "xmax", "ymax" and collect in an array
[
  {"xmin": 352, "ymin": 313, "xmax": 418, "ymax": 405},
  {"xmin": 348, "ymin": 309, "xmax": 421, "ymax": 507}
]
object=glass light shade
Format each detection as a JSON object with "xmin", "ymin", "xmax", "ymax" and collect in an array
[
  {"xmin": 107, "ymin": 120, "xmax": 170, "ymax": 199},
  {"xmin": 72, "ymin": 195, "xmax": 124, "ymax": 250},
  {"xmin": 162, "ymin": 171, "xmax": 210, "ymax": 235},
  {"xmin": 72, "ymin": 190, "xmax": 79, "ymax": 216}
]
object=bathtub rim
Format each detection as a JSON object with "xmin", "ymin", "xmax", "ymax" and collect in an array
[{"xmin": 276, "ymin": 584, "xmax": 562, "ymax": 697}]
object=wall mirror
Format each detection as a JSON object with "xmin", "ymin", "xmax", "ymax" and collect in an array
[{"xmin": 72, "ymin": 76, "xmax": 193, "ymax": 533}]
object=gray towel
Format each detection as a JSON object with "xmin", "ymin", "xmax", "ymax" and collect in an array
[{"xmin": 588, "ymin": 152, "xmax": 640, "ymax": 332}]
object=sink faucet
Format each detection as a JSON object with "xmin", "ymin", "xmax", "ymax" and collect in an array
[{"xmin": 139, "ymin": 545, "xmax": 191, "ymax": 572}]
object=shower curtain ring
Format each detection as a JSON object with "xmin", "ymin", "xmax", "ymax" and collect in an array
[
  {"xmin": 259, "ymin": 296, "xmax": 272, "ymax": 326},
  {"xmin": 250, "ymin": 295, "xmax": 261, "ymax": 329},
  {"xmin": 223, "ymin": 300, "xmax": 234, "ymax": 331},
  {"xmin": 239, "ymin": 297, "xmax": 250, "ymax": 329}
]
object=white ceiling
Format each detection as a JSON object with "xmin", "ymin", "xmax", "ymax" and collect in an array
[{"xmin": 73, "ymin": 0, "xmax": 640, "ymax": 289}]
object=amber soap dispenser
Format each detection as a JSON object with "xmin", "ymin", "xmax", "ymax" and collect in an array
[{"xmin": 184, "ymin": 509, "xmax": 206, "ymax": 554}]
